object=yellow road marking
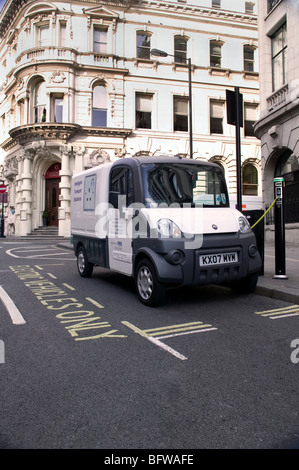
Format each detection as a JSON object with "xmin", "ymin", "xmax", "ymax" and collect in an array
[
  {"xmin": 256, "ymin": 305, "xmax": 299, "ymax": 317},
  {"xmin": 62, "ymin": 283, "xmax": 76, "ymax": 291},
  {"xmin": 144, "ymin": 321, "xmax": 213, "ymax": 337},
  {"xmin": 86, "ymin": 297, "xmax": 104, "ymax": 309},
  {"xmin": 47, "ymin": 273, "xmax": 57, "ymax": 279}
]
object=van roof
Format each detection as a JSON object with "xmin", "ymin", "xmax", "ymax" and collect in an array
[{"xmin": 113, "ymin": 156, "xmax": 220, "ymax": 169}]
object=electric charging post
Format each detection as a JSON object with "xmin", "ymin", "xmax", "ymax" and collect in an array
[{"xmin": 273, "ymin": 177, "xmax": 288, "ymax": 279}]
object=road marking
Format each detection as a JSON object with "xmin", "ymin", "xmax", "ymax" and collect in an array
[
  {"xmin": 86, "ymin": 297, "xmax": 104, "ymax": 309},
  {"xmin": 62, "ymin": 283, "xmax": 76, "ymax": 291},
  {"xmin": 255, "ymin": 305, "xmax": 299, "ymax": 319},
  {"xmin": 143, "ymin": 321, "xmax": 217, "ymax": 338},
  {"xmin": 123, "ymin": 321, "xmax": 187, "ymax": 360},
  {"xmin": 6, "ymin": 247, "xmax": 74, "ymax": 260},
  {"xmin": 10, "ymin": 265, "xmax": 125, "ymax": 341},
  {"xmin": 0, "ymin": 285, "xmax": 26, "ymax": 325},
  {"xmin": 122, "ymin": 320, "xmax": 217, "ymax": 361},
  {"xmin": 47, "ymin": 273, "xmax": 57, "ymax": 279}
]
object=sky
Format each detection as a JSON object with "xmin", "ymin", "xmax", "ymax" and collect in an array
[{"xmin": 0, "ymin": 0, "xmax": 6, "ymax": 12}]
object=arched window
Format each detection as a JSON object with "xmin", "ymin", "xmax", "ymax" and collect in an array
[
  {"xmin": 34, "ymin": 81, "xmax": 47, "ymax": 123},
  {"xmin": 92, "ymin": 85, "xmax": 107, "ymax": 127},
  {"xmin": 242, "ymin": 163, "xmax": 258, "ymax": 196}
]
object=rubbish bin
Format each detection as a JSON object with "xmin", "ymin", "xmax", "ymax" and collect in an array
[{"xmin": 242, "ymin": 210, "xmax": 264, "ymax": 276}]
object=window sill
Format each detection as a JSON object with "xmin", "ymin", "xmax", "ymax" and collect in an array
[
  {"xmin": 134, "ymin": 58, "xmax": 156, "ymax": 69},
  {"xmin": 242, "ymin": 71, "xmax": 259, "ymax": 80},
  {"xmin": 208, "ymin": 67, "xmax": 231, "ymax": 77}
]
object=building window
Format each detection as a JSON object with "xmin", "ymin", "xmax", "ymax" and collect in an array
[
  {"xmin": 242, "ymin": 164, "xmax": 258, "ymax": 196},
  {"xmin": 92, "ymin": 85, "xmax": 107, "ymax": 127},
  {"xmin": 137, "ymin": 32, "xmax": 151, "ymax": 59},
  {"xmin": 244, "ymin": 45, "xmax": 255, "ymax": 72},
  {"xmin": 244, "ymin": 103, "xmax": 258, "ymax": 137},
  {"xmin": 272, "ymin": 23, "xmax": 287, "ymax": 92},
  {"xmin": 212, "ymin": 0, "xmax": 221, "ymax": 8},
  {"xmin": 37, "ymin": 24, "xmax": 49, "ymax": 47},
  {"xmin": 174, "ymin": 96, "xmax": 188, "ymax": 132},
  {"xmin": 245, "ymin": 2, "xmax": 254, "ymax": 14},
  {"xmin": 51, "ymin": 95, "xmax": 63, "ymax": 123},
  {"xmin": 268, "ymin": 0, "xmax": 281, "ymax": 13},
  {"xmin": 210, "ymin": 100, "xmax": 224, "ymax": 134},
  {"xmin": 210, "ymin": 40, "xmax": 222, "ymax": 68},
  {"xmin": 174, "ymin": 36, "xmax": 187, "ymax": 64},
  {"xmin": 93, "ymin": 27, "xmax": 107, "ymax": 53},
  {"xmin": 18, "ymin": 99, "xmax": 25, "ymax": 126},
  {"xmin": 34, "ymin": 81, "xmax": 47, "ymax": 123},
  {"xmin": 136, "ymin": 93, "xmax": 152, "ymax": 129}
]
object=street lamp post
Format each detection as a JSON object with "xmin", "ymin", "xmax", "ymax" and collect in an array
[
  {"xmin": 0, "ymin": 179, "xmax": 6, "ymax": 238},
  {"xmin": 150, "ymin": 49, "xmax": 193, "ymax": 158}
]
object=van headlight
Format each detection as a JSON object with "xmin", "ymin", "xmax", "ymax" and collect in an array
[
  {"xmin": 238, "ymin": 216, "xmax": 251, "ymax": 233},
  {"xmin": 157, "ymin": 218, "xmax": 182, "ymax": 238}
]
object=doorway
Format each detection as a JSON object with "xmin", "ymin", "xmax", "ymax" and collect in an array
[{"xmin": 45, "ymin": 163, "xmax": 61, "ymax": 227}]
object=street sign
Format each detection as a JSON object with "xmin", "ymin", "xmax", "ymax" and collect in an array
[
  {"xmin": 226, "ymin": 89, "xmax": 243, "ymax": 126},
  {"xmin": 0, "ymin": 183, "xmax": 6, "ymax": 194}
]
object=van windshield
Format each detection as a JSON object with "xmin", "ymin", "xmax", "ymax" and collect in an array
[{"xmin": 141, "ymin": 162, "xmax": 229, "ymax": 208}]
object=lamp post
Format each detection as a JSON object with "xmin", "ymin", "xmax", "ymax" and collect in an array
[{"xmin": 150, "ymin": 49, "xmax": 193, "ymax": 158}]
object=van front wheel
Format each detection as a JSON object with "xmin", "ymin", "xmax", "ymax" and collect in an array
[
  {"xmin": 135, "ymin": 259, "xmax": 166, "ymax": 307},
  {"xmin": 77, "ymin": 246, "xmax": 93, "ymax": 278}
]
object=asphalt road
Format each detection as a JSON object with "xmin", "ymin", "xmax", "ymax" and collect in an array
[{"xmin": 0, "ymin": 241, "xmax": 298, "ymax": 450}]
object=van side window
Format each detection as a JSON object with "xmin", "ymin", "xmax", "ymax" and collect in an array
[{"xmin": 109, "ymin": 167, "xmax": 134, "ymax": 207}]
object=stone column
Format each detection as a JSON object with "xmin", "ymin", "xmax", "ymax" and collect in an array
[
  {"xmin": 58, "ymin": 145, "xmax": 72, "ymax": 237},
  {"xmin": 19, "ymin": 150, "xmax": 33, "ymax": 236},
  {"xmin": 73, "ymin": 145, "xmax": 85, "ymax": 175}
]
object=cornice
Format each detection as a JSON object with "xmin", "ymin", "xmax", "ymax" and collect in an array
[
  {"xmin": 0, "ymin": 0, "xmax": 257, "ymax": 39},
  {"xmin": 7, "ymin": 122, "xmax": 132, "ymax": 148},
  {"xmin": 9, "ymin": 123, "xmax": 82, "ymax": 146}
]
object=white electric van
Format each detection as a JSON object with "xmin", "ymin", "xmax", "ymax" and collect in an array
[{"xmin": 71, "ymin": 156, "xmax": 261, "ymax": 306}]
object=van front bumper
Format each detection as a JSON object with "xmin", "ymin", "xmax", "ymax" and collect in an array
[{"xmin": 134, "ymin": 231, "xmax": 262, "ymax": 286}]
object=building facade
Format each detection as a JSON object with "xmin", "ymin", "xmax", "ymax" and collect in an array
[
  {"xmin": 0, "ymin": 0, "xmax": 260, "ymax": 237},
  {"xmin": 254, "ymin": 0, "xmax": 299, "ymax": 242}
]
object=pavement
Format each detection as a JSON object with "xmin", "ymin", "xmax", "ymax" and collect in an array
[
  {"xmin": 256, "ymin": 241, "xmax": 299, "ymax": 305},
  {"xmin": 56, "ymin": 239, "xmax": 299, "ymax": 305}
]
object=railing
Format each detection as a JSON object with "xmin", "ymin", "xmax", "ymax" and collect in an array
[
  {"xmin": 266, "ymin": 181, "xmax": 299, "ymax": 224},
  {"xmin": 16, "ymin": 47, "xmax": 77, "ymax": 65},
  {"xmin": 16, "ymin": 47, "xmax": 119, "ymax": 70},
  {"xmin": 267, "ymin": 84, "xmax": 288, "ymax": 111}
]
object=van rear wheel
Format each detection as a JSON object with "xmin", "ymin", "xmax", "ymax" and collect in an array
[
  {"xmin": 77, "ymin": 246, "xmax": 93, "ymax": 278},
  {"xmin": 135, "ymin": 259, "xmax": 166, "ymax": 307}
]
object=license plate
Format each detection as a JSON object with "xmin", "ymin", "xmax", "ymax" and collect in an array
[{"xmin": 199, "ymin": 252, "xmax": 238, "ymax": 266}]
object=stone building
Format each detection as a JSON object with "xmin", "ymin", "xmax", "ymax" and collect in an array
[
  {"xmin": 0, "ymin": 0, "xmax": 261, "ymax": 237},
  {"xmin": 254, "ymin": 0, "xmax": 299, "ymax": 242}
]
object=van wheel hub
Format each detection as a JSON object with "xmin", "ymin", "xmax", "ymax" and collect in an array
[{"xmin": 138, "ymin": 266, "xmax": 153, "ymax": 300}]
